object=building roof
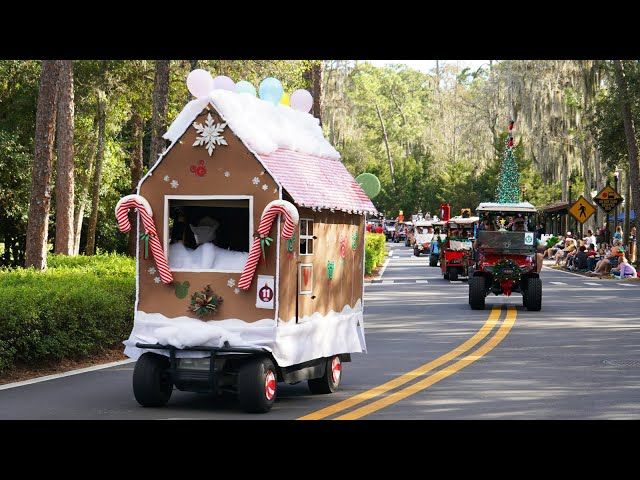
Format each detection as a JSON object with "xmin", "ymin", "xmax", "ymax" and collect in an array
[
  {"xmin": 258, "ymin": 149, "xmax": 377, "ymax": 215},
  {"xmin": 159, "ymin": 90, "xmax": 376, "ymax": 215},
  {"xmin": 448, "ymin": 216, "xmax": 480, "ymax": 225},
  {"xmin": 476, "ymin": 202, "xmax": 537, "ymax": 213},
  {"xmin": 538, "ymin": 200, "xmax": 570, "ymax": 213}
]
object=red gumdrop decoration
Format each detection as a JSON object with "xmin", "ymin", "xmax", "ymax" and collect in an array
[{"xmin": 191, "ymin": 160, "xmax": 207, "ymax": 177}]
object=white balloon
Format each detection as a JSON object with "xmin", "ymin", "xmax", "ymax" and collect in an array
[
  {"xmin": 186, "ymin": 69, "xmax": 214, "ymax": 98},
  {"xmin": 213, "ymin": 75, "xmax": 235, "ymax": 91},
  {"xmin": 290, "ymin": 89, "xmax": 313, "ymax": 113}
]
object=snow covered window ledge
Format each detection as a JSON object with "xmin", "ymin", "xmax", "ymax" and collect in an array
[{"xmin": 163, "ymin": 195, "xmax": 253, "ymax": 273}]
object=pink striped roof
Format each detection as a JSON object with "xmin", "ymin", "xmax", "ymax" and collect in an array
[{"xmin": 258, "ymin": 149, "xmax": 378, "ymax": 215}]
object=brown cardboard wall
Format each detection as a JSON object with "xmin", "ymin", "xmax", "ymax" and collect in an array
[
  {"xmin": 138, "ymin": 107, "xmax": 279, "ymax": 322},
  {"xmin": 278, "ymin": 208, "xmax": 365, "ymax": 322}
]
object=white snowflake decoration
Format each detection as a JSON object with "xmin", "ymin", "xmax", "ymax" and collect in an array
[
  {"xmin": 154, "ymin": 276, "xmax": 161, "ymax": 284},
  {"xmin": 252, "ymin": 177, "xmax": 260, "ymax": 185},
  {"xmin": 147, "ymin": 266, "xmax": 157, "ymax": 275},
  {"xmin": 192, "ymin": 114, "xmax": 227, "ymax": 156},
  {"xmin": 227, "ymin": 278, "xmax": 236, "ymax": 288},
  {"xmin": 262, "ymin": 184, "xmax": 268, "ymax": 191},
  {"xmin": 224, "ymin": 171, "xmax": 231, "ymax": 178},
  {"xmin": 234, "ymin": 288, "xmax": 240, "ymax": 295},
  {"xmin": 170, "ymin": 179, "xmax": 179, "ymax": 189},
  {"xmin": 163, "ymin": 175, "xmax": 170, "ymax": 182}
]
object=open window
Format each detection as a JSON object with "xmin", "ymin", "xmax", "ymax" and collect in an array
[{"xmin": 164, "ymin": 195, "xmax": 253, "ymax": 272}]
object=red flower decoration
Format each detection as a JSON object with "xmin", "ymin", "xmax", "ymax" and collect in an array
[{"xmin": 190, "ymin": 160, "xmax": 207, "ymax": 177}]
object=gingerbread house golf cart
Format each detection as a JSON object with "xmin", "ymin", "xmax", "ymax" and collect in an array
[
  {"xmin": 469, "ymin": 202, "xmax": 541, "ymax": 311},
  {"xmin": 440, "ymin": 215, "xmax": 479, "ymax": 281},
  {"xmin": 115, "ymin": 79, "xmax": 376, "ymax": 413}
]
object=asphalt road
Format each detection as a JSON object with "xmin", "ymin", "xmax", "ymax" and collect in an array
[{"xmin": 2, "ymin": 243, "xmax": 639, "ymax": 419}]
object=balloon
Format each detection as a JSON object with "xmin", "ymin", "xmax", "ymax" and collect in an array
[
  {"xmin": 355, "ymin": 173, "xmax": 381, "ymax": 199},
  {"xmin": 259, "ymin": 77, "xmax": 284, "ymax": 105},
  {"xmin": 235, "ymin": 80, "xmax": 257, "ymax": 96},
  {"xmin": 280, "ymin": 92, "xmax": 290, "ymax": 106},
  {"xmin": 186, "ymin": 69, "xmax": 214, "ymax": 98},
  {"xmin": 213, "ymin": 75, "xmax": 235, "ymax": 91},
  {"xmin": 290, "ymin": 89, "xmax": 313, "ymax": 113}
]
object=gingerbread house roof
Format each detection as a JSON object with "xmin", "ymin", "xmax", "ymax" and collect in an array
[{"xmin": 159, "ymin": 90, "xmax": 377, "ymax": 215}]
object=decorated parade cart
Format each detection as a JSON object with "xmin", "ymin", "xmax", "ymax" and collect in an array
[
  {"xmin": 440, "ymin": 215, "xmax": 479, "ymax": 280},
  {"xmin": 116, "ymin": 72, "xmax": 376, "ymax": 412}
]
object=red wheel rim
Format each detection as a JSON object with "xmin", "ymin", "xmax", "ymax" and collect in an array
[
  {"xmin": 265, "ymin": 370, "xmax": 276, "ymax": 401},
  {"xmin": 331, "ymin": 357, "xmax": 341, "ymax": 384}
]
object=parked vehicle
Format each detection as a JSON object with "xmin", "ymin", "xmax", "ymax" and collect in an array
[
  {"xmin": 469, "ymin": 202, "xmax": 541, "ymax": 311},
  {"xmin": 440, "ymin": 216, "xmax": 479, "ymax": 280}
]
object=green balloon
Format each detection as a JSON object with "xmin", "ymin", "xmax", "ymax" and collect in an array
[{"xmin": 356, "ymin": 173, "xmax": 381, "ymax": 199}]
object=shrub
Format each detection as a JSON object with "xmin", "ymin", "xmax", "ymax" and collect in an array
[
  {"xmin": 0, "ymin": 253, "xmax": 135, "ymax": 374},
  {"xmin": 365, "ymin": 233, "xmax": 387, "ymax": 275}
]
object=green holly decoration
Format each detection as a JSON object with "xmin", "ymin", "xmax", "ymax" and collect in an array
[
  {"xmin": 327, "ymin": 260, "xmax": 335, "ymax": 280},
  {"xmin": 351, "ymin": 231, "xmax": 358, "ymax": 250},
  {"xmin": 189, "ymin": 285, "xmax": 223, "ymax": 317},
  {"xmin": 174, "ymin": 281, "xmax": 190, "ymax": 299},
  {"xmin": 287, "ymin": 234, "xmax": 296, "ymax": 253}
]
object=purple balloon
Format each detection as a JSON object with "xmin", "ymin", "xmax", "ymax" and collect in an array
[
  {"xmin": 213, "ymin": 75, "xmax": 235, "ymax": 91},
  {"xmin": 290, "ymin": 89, "xmax": 313, "ymax": 113}
]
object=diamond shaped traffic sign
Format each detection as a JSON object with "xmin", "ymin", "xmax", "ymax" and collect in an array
[
  {"xmin": 593, "ymin": 186, "xmax": 623, "ymax": 213},
  {"xmin": 569, "ymin": 195, "xmax": 596, "ymax": 224}
]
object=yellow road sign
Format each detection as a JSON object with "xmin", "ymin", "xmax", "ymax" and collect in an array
[
  {"xmin": 569, "ymin": 195, "xmax": 596, "ymax": 224},
  {"xmin": 593, "ymin": 185, "xmax": 623, "ymax": 213}
]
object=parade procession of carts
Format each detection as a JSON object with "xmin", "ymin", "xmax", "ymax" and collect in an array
[{"xmin": 426, "ymin": 202, "xmax": 542, "ymax": 311}]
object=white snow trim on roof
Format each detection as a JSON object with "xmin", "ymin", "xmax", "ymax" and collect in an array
[
  {"xmin": 476, "ymin": 202, "xmax": 537, "ymax": 212},
  {"xmin": 274, "ymin": 300, "xmax": 366, "ymax": 367},
  {"xmin": 123, "ymin": 301, "xmax": 366, "ymax": 367},
  {"xmin": 163, "ymin": 90, "xmax": 340, "ymax": 160}
]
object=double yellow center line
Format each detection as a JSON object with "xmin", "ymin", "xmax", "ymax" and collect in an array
[{"xmin": 298, "ymin": 305, "xmax": 516, "ymax": 420}]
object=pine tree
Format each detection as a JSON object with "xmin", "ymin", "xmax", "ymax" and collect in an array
[{"xmin": 496, "ymin": 120, "xmax": 520, "ymax": 203}]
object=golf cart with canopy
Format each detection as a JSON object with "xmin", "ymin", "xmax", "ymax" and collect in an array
[
  {"xmin": 469, "ymin": 202, "xmax": 542, "ymax": 311},
  {"xmin": 440, "ymin": 215, "xmax": 479, "ymax": 280},
  {"xmin": 428, "ymin": 220, "xmax": 447, "ymax": 266}
]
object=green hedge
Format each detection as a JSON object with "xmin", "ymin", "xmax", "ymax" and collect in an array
[
  {"xmin": 0, "ymin": 253, "xmax": 135, "ymax": 374},
  {"xmin": 365, "ymin": 233, "xmax": 387, "ymax": 275}
]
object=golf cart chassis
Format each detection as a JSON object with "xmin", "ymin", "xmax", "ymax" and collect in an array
[
  {"xmin": 471, "ymin": 271, "xmax": 538, "ymax": 296},
  {"xmin": 135, "ymin": 342, "xmax": 351, "ymax": 394}
]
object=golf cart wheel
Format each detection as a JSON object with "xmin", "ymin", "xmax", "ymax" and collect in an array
[
  {"xmin": 429, "ymin": 255, "xmax": 438, "ymax": 267},
  {"xmin": 308, "ymin": 355, "xmax": 342, "ymax": 394},
  {"xmin": 469, "ymin": 276, "xmax": 486, "ymax": 310},
  {"xmin": 414, "ymin": 248, "xmax": 420, "ymax": 257},
  {"xmin": 526, "ymin": 277, "xmax": 542, "ymax": 311},
  {"xmin": 132, "ymin": 352, "xmax": 173, "ymax": 407},
  {"xmin": 238, "ymin": 356, "xmax": 277, "ymax": 413},
  {"xmin": 443, "ymin": 270, "xmax": 449, "ymax": 280},
  {"xmin": 449, "ymin": 269, "xmax": 459, "ymax": 281}
]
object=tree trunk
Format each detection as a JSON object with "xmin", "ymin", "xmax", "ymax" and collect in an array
[
  {"xmin": 73, "ymin": 130, "xmax": 98, "ymax": 255},
  {"xmin": 127, "ymin": 113, "xmax": 145, "ymax": 257},
  {"xmin": 25, "ymin": 60, "xmax": 61, "ymax": 269},
  {"xmin": 561, "ymin": 152, "xmax": 568, "ymax": 202},
  {"xmin": 54, "ymin": 60, "xmax": 75, "ymax": 255},
  {"xmin": 613, "ymin": 60, "xmax": 640, "ymax": 264},
  {"xmin": 85, "ymin": 93, "xmax": 106, "ymax": 256},
  {"xmin": 623, "ymin": 168, "xmax": 631, "ymax": 247},
  {"xmin": 311, "ymin": 62, "xmax": 322, "ymax": 124},
  {"xmin": 149, "ymin": 60, "xmax": 170, "ymax": 168},
  {"xmin": 374, "ymin": 102, "xmax": 395, "ymax": 185}
]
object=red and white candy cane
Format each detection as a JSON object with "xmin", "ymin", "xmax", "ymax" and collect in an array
[
  {"xmin": 115, "ymin": 194, "xmax": 173, "ymax": 284},
  {"xmin": 238, "ymin": 200, "xmax": 299, "ymax": 290}
]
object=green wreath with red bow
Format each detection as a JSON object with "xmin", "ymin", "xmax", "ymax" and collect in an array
[{"xmin": 492, "ymin": 258, "xmax": 522, "ymax": 283}]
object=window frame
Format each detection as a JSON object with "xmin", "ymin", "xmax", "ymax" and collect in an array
[
  {"xmin": 163, "ymin": 194, "xmax": 254, "ymax": 273},
  {"xmin": 299, "ymin": 218, "xmax": 315, "ymax": 256}
]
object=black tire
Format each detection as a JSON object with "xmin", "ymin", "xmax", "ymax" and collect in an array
[
  {"xmin": 525, "ymin": 277, "xmax": 542, "ymax": 311},
  {"xmin": 469, "ymin": 276, "xmax": 486, "ymax": 310},
  {"xmin": 132, "ymin": 353, "xmax": 173, "ymax": 407},
  {"xmin": 238, "ymin": 356, "xmax": 277, "ymax": 413},
  {"xmin": 414, "ymin": 248, "xmax": 420, "ymax": 257},
  {"xmin": 405, "ymin": 240, "xmax": 410, "ymax": 247},
  {"xmin": 429, "ymin": 255, "xmax": 438, "ymax": 267},
  {"xmin": 449, "ymin": 269, "xmax": 459, "ymax": 281},
  {"xmin": 308, "ymin": 355, "xmax": 342, "ymax": 394},
  {"xmin": 443, "ymin": 270, "xmax": 449, "ymax": 280},
  {"xmin": 521, "ymin": 278, "xmax": 528, "ymax": 306}
]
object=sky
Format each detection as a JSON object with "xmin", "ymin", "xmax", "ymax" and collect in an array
[{"xmin": 365, "ymin": 60, "xmax": 492, "ymax": 73}]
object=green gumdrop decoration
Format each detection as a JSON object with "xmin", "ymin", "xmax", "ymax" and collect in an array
[
  {"xmin": 287, "ymin": 234, "xmax": 296, "ymax": 253},
  {"xmin": 355, "ymin": 172, "xmax": 381, "ymax": 199},
  {"xmin": 327, "ymin": 260, "xmax": 335, "ymax": 280},
  {"xmin": 174, "ymin": 281, "xmax": 190, "ymax": 299},
  {"xmin": 351, "ymin": 231, "xmax": 358, "ymax": 250}
]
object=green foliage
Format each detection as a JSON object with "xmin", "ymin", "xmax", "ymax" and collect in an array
[
  {"xmin": 364, "ymin": 233, "xmax": 386, "ymax": 274},
  {"xmin": 545, "ymin": 235, "xmax": 559, "ymax": 249},
  {"xmin": 0, "ymin": 253, "xmax": 135, "ymax": 374}
]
